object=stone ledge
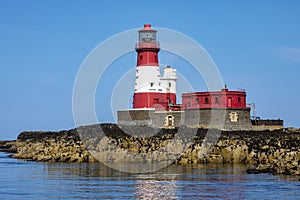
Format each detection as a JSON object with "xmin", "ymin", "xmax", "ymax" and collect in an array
[{"xmin": 1, "ymin": 124, "xmax": 300, "ymax": 175}]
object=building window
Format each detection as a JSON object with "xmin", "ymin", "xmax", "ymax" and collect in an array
[
  {"xmin": 205, "ymin": 97, "xmax": 209, "ymax": 104},
  {"xmin": 215, "ymin": 97, "xmax": 219, "ymax": 103},
  {"xmin": 140, "ymin": 55, "xmax": 143, "ymax": 60},
  {"xmin": 238, "ymin": 97, "xmax": 241, "ymax": 103},
  {"xmin": 228, "ymin": 97, "xmax": 232, "ymax": 107},
  {"xmin": 188, "ymin": 102, "xmax": 191, "ymax": 107},
  {"xmin": 195, "ymin": 98, "xmax": 199, "ymax": 104},
  {"xmin": 155, "ymin": 55, "xmax": 158, "ymax": 62},
  {"xmin": 169, "ymin": 82, "xmax": 171, "ymax": 87}
]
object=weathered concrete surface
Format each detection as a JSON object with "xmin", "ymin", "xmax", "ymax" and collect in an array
[{"xmin": 1, "ymin": 124, "xmax": 300, "ymax": 175}]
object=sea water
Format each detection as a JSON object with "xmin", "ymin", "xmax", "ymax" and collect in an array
[{"xmin": 0, "ymin": 152, "xmax": 299, "ymax": 199}]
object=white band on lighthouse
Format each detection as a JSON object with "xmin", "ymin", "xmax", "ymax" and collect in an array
[{"xmin": 134, "ymin": 66, "xmax": 177, "ymax": 94}]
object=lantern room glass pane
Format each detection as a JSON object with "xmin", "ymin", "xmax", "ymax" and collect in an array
[{"xmin": 139, "ymin": 31, "xmax": 156, "ymax": 43}]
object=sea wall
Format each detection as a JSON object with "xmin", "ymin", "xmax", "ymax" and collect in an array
[
  {"xmin": 3, "ymin": 124, "xmax": 300, "ymax": 175},
  {"xmin": 184, "ymin": 108, "xmax": 252, "ymax": 130},
  {"xmin": 118, "ymin": 108, "xmax": 251, "ymax": 130}
]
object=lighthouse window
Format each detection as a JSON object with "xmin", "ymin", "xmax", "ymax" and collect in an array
[
  {"xmin": 150, "ymin": 83, "xmax": 154, "ymax": 87},
  {"xmin": 140, "ymin": 55, "xmax": 143, "ymax": 60},
  {"xmin": 195, "ymin": 98, "xmax": 199, "ymax": 104},
  {"xmin": 215, "ymin": 97, "xmax": 219, "ymax": 103},
  {"xmin": 155, "ymin": 55, "xmax": 158, "ymax": 62},
  {"xmin": 169, "ymin": 83, "xmax": 171, "ymax": 87},
  {"xmin": 205, "ymin": 97, "xmax": 209, "ymax": 104},
  {"xmin": 238, "ymin": 97, "xmax": 241, "ymax": 103}
]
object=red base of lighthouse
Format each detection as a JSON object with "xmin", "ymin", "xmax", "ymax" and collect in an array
[{"xmin": 133, "ymin": 93, "xmax": 176, "ymax": 110}]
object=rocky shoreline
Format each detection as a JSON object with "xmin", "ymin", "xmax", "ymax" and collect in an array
[{"xmin": 1, "ymin": 124, "xmax": 300, "ymax": 175}]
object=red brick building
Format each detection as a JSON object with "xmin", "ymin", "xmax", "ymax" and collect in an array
[{"xmin": 182, "ymin": 86, "xmax": 248, "ymax": 110}]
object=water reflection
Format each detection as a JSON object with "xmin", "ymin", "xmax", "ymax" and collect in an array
[
  {"xmin": 133, "ymin": 164, "xmax": 249, "ymax": 199},
  {"xmin": 44, "ymin": 162, "xmax": 130, "ymax": 178},
  {"xmin": 1, "ymin": 152, "xmax": 299, "ymax": 199},
  {"xmin": 134, "ymin": 173, "xmax": 179, "ymax": 199},
  {"xmin": 135, "ymin": 179, "xmax": 177, "ymax": 199},
  {"xmin": 43, "ymin": 162, "xmax": 249, "ymax": 178},
  {"xmin": 39, "ymin": 162, "xmax": 299, "ymax": 199}
]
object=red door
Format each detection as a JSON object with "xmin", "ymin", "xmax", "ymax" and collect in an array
[{"xmin": 228, "ymin": 97, "xmax": 232, "ymax": 107}]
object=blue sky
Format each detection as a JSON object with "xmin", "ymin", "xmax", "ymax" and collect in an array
[{"xmin": 1, "ymin": 0, "xmax": 300, "ymax": 139}]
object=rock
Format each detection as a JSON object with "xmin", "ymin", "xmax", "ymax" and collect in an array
[
  {"xmin": 208, "ymin": 154, "xmax": 223, "ymax": 163},
  {"xmin": 114, "ymin": 157, "xmax": 130, "ymax": 163},
  {"xmin": 261, "ymin": 145, "xmax": 269, "ymax": 150},
  {"xmin": 2, "ymin": 124, "xmax": 300, "ymax": 176},
  {"xmin": 179, "ymin": 157, "xmax": 189, "ymax": 164}
]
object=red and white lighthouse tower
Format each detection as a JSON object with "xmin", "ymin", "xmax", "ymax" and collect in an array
[{"xmin": 133, "ymin": 24, "xmax": 177, "ymax": 110}]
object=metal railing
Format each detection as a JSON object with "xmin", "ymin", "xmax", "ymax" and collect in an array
[{"xmin": 135, "ymin": 42, "xmax": 160, "ymax": 49}]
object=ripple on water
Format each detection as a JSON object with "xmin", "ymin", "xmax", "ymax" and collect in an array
[{"xmin": 0, "ymin": 152, "xmax": 299, "ymax": 199}]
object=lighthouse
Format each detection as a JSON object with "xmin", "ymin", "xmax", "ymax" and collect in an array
[
  {"xmin": 133, "ymin": 24, "xmax": 177, "ymax": 110},
  {"xmin": 118, "ymin": 24, "xmax": 253, "ymax": 129}
]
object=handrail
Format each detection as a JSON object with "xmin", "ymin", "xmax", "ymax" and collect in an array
[{"xmin": 135, "ymin": 43, "xmax": 160, "ymax": 49}]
